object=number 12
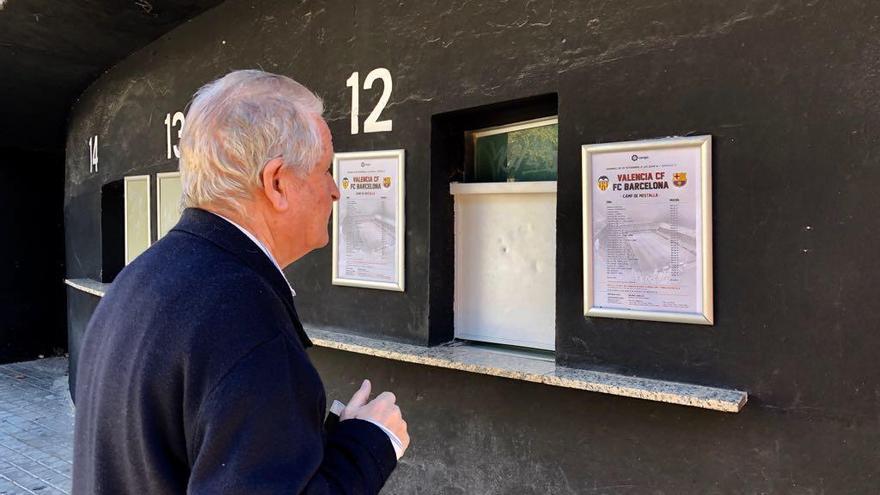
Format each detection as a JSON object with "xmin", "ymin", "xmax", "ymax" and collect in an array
[{"xmin": 346, "ymin": 68, "xmax": 393, "ymax": 135}]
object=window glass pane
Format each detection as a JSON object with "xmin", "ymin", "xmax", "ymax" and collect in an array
[{"xmin": 473, "ymin": 123, "xmax": 557, "ymax": 182}]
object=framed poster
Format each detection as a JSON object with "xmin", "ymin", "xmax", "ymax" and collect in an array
[
  {"xmin": 582, "ymin": 135, "xmax": 713, "ymax": 325},
  {"xmin": 332, "ymin": 149, "xmax": 405, "ymax": 291},
  {"xmin": 123, "ymin": 175, "xmax": 151, "ymax": 265},
  {"xmin": 156, "ymin": 171, "xmax": 182, "ymax": 239}
]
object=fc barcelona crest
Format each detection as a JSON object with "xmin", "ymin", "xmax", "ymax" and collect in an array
[
  {"xmin": 383, "ymin": 176, "xmax": 392, "ymax": 188},
  {"xmin": 673, "ymin": 172, "xmax": 687, "ymax": 187},
  {"xmin": 341, "ymin": 177, "xmax": 350, "ymax": 189},
  {"xmin": 597, "ymin": 175, "xmax": 609, "ymax": 191}
]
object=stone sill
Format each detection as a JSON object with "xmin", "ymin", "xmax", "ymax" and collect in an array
[
  {"xmin": 65, "ymin": 278, "xmax": 111, "ymax": 297},
  {"xmin": 65, "ymin": 278, "xmax": 747, "ymax": 413}
]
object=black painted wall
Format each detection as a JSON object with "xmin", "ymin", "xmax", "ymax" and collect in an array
[
  {"xmin": 0, "ymin": 147, "xmax": 66, "ymax": 363},
  {"xmin": 0, "ymin": 0, "xmax": 225, "ymax": 152},
  {"xmin": 64, "ymin": 0, "xmax": 880, "ymax": 491},
  {"xmin": 65, "ymin": 288, "xmax": 100, "ymax": 396}
]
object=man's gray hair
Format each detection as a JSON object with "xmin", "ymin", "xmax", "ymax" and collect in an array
[{"xmin": 179, "ymin": 70, "xmax": 325, "ymax": 210}]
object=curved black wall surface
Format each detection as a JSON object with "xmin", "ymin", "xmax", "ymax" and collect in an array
[{"xmin": 65, "ymin": 0, "xmax": 880, "ymax": 492}]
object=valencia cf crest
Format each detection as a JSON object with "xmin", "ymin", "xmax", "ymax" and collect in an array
[
  {"xmin": 597, "ymin": 175, "xmax": 609, "ymax": 191},
  {"xmin": 673, "ymin": 172, "xmax": 687, "ymax": 187},
  {"xmin": 383, "ymin": 176, "xmax": 392, "ymax": 188},
  {"xmin": 341, "ymin": 177, "xmax": 350, "ymax": 189}
]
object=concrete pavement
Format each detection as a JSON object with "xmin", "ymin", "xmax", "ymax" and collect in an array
[{"xmin": 0, "ymin": 358, "xmax": 73, "ymax": 495}]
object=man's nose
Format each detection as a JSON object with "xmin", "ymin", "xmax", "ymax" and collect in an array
[{"xmin": 331, "ymin": 180, "xmax": 340, "ymax": 201}]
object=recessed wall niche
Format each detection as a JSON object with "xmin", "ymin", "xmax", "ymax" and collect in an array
[{"xmin": 429, "ymin": 94, "xmax": 558, "ymax": 346}]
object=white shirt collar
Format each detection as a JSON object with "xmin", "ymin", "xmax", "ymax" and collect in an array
[{"xmin": 212, "ymin": 212, "xmax": 296, "ymax": 297}]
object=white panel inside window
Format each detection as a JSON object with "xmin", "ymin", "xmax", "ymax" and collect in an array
[
  {"xmin": 157, "ymin": 172, "xmax": 182, "ymax": 239},
  {"xmin": 124, "ymin": 175, "xmax": 151, "ymax": 265},
  {"xmin": 452, "ymin": 182, "xmax": 557, "ymax": 351}
]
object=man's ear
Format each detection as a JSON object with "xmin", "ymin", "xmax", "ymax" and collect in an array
[{"xmin": 261, "ymin": 157, "xmax": 289, "ymax": 212}]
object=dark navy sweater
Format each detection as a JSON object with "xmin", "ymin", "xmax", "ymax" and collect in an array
[{"xmin": 73, "ymin": 208, "xmax": 396, "ymax": 494}]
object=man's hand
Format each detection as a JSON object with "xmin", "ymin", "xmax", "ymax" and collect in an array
[{"xmin": 341, "ymin": 379, "xmax": 410, "ymax": 451}]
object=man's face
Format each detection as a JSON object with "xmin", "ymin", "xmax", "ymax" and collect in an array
[{"xmin": 285, "ymin": 119, "xmax": 339, "ymax": 251}]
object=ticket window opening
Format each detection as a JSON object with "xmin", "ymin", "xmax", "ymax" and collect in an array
[
  {"xmin": 452, "ymin": 117, "xmax": 558, "ymax": 351},
  {"xmin": 101, "ymin": 173, "xmax": 180, "ymax": 282},
  {"xmin": 101, "ymin": 180, "xmax": 125, "ymax": 282}
]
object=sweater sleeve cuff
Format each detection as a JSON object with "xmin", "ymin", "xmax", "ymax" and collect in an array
[
  {"xmin": 330, "ymin": 419, "xmax": 398, "ymax": 483},
  {"xmin": 362, "ymin": 419, "xmax": 405, "ymax": 459}
]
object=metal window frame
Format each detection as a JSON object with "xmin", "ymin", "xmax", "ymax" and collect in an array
[{"xmin": 470, "ymin": 116, "xmax": 559, "ymax": 141}]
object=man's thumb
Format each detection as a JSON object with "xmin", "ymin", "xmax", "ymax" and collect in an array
[{"xmin": 347, "ymin": 379, "xmax": 372, "ymax": 410}]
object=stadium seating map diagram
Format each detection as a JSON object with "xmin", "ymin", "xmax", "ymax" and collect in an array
[{"xmin": 590, "ymin": 147, "xmax": 704, "ymax": 315}]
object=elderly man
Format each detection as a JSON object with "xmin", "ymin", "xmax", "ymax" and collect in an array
[{"xmin": 73, "ymin": 70, "xmax": 409, "ymax": 494}]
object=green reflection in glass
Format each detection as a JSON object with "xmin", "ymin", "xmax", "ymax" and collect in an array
[{"xmin": 473, "ymin": 123, "xmax": 558, "ymax": 182}]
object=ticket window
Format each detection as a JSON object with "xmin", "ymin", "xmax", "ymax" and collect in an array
[
  {"xmin": 124, "ymin": 175, "xmax": 151, "ymax": 265},
  {"xmin": 452, "ymin": 117, "xmax": 558, "ymax": 351},
  {"xmin": 101, "ymin": 180, "xmax": 125, "ymax": 282},
  {"xmin": 156, "ymin": 172, "xmax": 183, "ymax": 239},
  {"xmin": 111, "ymin": 172, "xmax": 179, "ymax": 276}
]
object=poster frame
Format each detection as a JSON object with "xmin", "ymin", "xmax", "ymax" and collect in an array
[
  {"xmin": 156, "ymin": 171, "xmax": 181, "ymax": 239},
  {"xmin": 123, "ymin": 174, "xmax": 152, "ymax": 265},
  {"xmin": 581, "ymin": 135, "xmax": 713, "ymax": 325},
  {"xmin": 332, "ymin": 149, "xmax": 406, "ymax": 292}
]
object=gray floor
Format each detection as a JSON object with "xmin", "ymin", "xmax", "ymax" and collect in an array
[{"xmin": 0, "ymin": 358, "xmax": 73, "ymax": 495}]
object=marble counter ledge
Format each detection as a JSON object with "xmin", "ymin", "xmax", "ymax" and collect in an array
[
  {"xmin": 305, "ymin": 327, "xmax": 747, "ymax": 413},
  {"xmin": 62, "ymin": 278, "xmax": 747, "ymax": 413},
  {"xmin": 64, "ymin": 278, "xmax": 109, "ymax": 297}
]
